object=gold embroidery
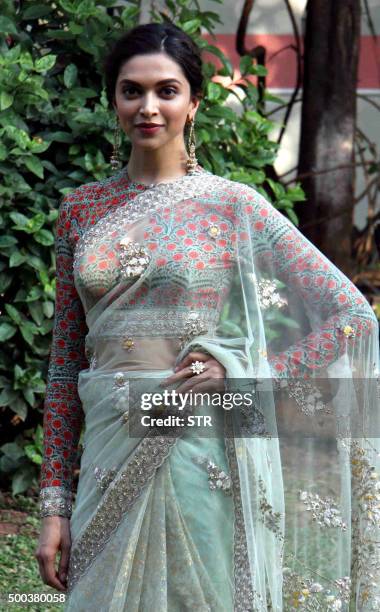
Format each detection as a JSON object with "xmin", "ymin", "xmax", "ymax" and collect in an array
[
  {"xmin": 283, "ymin": 563, "xmax": 351, "ymax": 610},
  {"xmin": 341, "ymin": 325, "xmax": 355, "ymax": 338},
  {"xmin": 122, "ymin": 337, "xmax": 135, "ymax": 351},
  {"xmin": 208, "ymin": 225, "xmax": 220, "ymax": 238}
]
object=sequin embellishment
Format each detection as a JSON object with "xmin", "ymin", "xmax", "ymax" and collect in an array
[
  {"xmin": 257, "ymin": 278, "xmax": 287, "ymax": 310},
  {"xmin": 179, "ymin": 311, "xmax": 209, "ymax": 350},
  {"xmin": 122, "ymin": 337, "xmax": 135, "ymax": 351},
  {"xmin": 224, "ymin": 416, "xmax": 265, "ymax": 610},
  {"xmin": 93, "ymin": 466, "xmax": 118, "ymax": 494},
  {"xmin": 340, "ymin": 324, "xmax": 355, "ymax": 338},
  {"xmin": 192, "ymin": 455, "xmax": 232, "ymax": 494},
  {"xmin": 113, "ymin": 372, "xmax": 127, "ymax": 388},
  {"xmin": 208, "ymin": 225, "xmax": 220, "ymax": 238},
  {"xmin": 118, "ymin": 237, "xmax": 151, "ymax": 280},
  {"xmin": 299, "ymin": 490, "xmax": 347, "ymax": 530},
  {"xmin": 66, "ymin": 434, "xmax": 182, "ymax": 592},
  {"xmin": 190, "ymin": 361, "xmax": 206, "ymax": 375}
]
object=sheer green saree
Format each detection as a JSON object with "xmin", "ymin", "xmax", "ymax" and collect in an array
[{"xmin": 64, "ymin": 168, "xmax": 379, "ymax": 611}]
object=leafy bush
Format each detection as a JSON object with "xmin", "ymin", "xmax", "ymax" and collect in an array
[{"xmin": 0, "ymin": 0, "xmax": 304, "ymax": 495}]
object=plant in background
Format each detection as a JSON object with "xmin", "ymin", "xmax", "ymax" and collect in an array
[{"xmin": 0, "ymin": 0, "xmax": 304, "ymax": 494}]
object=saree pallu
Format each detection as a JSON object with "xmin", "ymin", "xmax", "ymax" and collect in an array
[{"xmin": 64, "ymin": 168, "xmax": 380, "ymax": 611}]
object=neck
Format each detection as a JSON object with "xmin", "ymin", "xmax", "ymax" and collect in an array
[{"xmin": 127, "ymin": 136, "xmax": 191, "ymax": 184}]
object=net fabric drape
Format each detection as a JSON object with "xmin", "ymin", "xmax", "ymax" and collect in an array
[{"xmin": 39, "ymin": 166, "xmax": 379, "ymax": 611}]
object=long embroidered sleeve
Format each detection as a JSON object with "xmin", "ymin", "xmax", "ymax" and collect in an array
[
  {"xmin": 239, "ymin": 186, "xmax": 377, "ymax": 379},
  {"xmin": 39, "ymin": 195, "xmax": 89, "ymax": 518}
]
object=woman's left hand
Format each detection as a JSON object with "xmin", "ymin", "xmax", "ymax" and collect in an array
[{"xmin": 160, "ymin": 351, "xmax": 226, "ymax": 395}]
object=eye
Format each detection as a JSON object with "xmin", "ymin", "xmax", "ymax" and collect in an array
[
  {"xmin": 121, "ymin": 85, "xmax": 177, "ymax": 98},
  {"xmin": 161, "ymin": 87, "xmax": 177, "ymax": 96},
  {"xmin": 122, "ymin": 86, "xmax": 140, "ymax": 97}
]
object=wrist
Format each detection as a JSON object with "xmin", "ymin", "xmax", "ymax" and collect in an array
[{"xmin": 39, "ymin": 486, "xmax": 73, "ymax": 519}]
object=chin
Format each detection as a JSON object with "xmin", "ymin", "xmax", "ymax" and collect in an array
[{"xmin": 133, "ymin": 140, "xmax": 163, "ymax": 150}]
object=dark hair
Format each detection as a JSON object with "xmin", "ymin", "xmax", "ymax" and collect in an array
[{"xmin": 103, "ymin": 22, "xmax": 204, "ymax": 108}]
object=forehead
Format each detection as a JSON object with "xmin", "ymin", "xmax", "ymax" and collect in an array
[{"xmin": 116, "ymin": 52, "xmax": 186, "ymax": 84}]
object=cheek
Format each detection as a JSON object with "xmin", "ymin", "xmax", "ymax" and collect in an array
[
  {"xmin": 118, "ymin": 100, "xmax": 139, "ymax": 118},
  {"xmin": 162, "ymin": 100, "xmax": 189, "ymax": 124}
]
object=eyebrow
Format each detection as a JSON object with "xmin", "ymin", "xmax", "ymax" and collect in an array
[{"xmin": 118, "ymin": 78, "xmax": 182, "ymax": 87}]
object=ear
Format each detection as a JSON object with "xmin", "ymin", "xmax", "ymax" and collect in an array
[{"xmin": 189, "ymin": 96, "xmax": 201, "ymax": 120}]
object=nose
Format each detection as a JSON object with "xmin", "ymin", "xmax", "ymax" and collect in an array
[{"xmin": 139, "ymin": 92, "xmax": 159, "ymax": 117}]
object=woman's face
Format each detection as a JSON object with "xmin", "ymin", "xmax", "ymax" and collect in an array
[{"xmin": 113, "ymin": 52, "xmax": 200, "ymax": 150}]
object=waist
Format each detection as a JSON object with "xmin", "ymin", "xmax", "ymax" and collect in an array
[
  {"xmin": 85, "ymin": 308, "xmax": 220, "ymax": 370},
  {"xmin": 90, "ymin": 337, "xmax": 183, "ymax": 371}
]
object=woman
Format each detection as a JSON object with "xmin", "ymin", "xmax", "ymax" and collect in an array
[{"xmin": 36, "ymin": 22, "xmax": 380, "ymax": 611}]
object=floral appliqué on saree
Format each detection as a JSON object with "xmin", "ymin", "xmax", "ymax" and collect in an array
[
  {"xmin": 283, "ymin": 566, "xmax": 351, "ymax": 610},
  {"xmin": 118, "ymin": 237, "xmax": 151, "ymax": 280},
  {"xmin": 350, "ymin": 441, "xmax": 380, "ymax": 608},
  {"xmin": 258, "ymin": 477, "xmax": 284, "ymax": 542},
  {"xmin": 256, "ymin": 277, "xmax": 287, "ymax": 310},
  {"xmin": 191, "ymin": 455, "xmax": 232, "ymax": 494},
  {"xmin": 299, "ymin": 490, "xmax": 347, "ymax": 530}
]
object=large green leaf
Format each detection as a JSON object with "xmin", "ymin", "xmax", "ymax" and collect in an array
[
  {"xmin": 22, "ymin": 4, "xmax": 54, "ymax": 20},
  {"xmin": 34, "ymin": 229, "xmax": 54, "ymax": 245},
  {"xmin": 0, "ymin": 92, "xmax": 14, "ymax": 111},
  {"xmin": 12, "ymin": 465, "xmax": 35, "ymax": 495},
  {"xmin": 0, "ymin": 323, "xmax": 17, "ymax": 342},
  {"xmin": 63, "ymin": 63, "xmax": 78, "ymax": 88},
  {"xmin": 34, "ymin": 54, "xmax": 57, "ymax": 73},
  {"xmin": 5, "ymin": 304, "xmax": 22, "ymax": 325},
  {"xmin": 0, "ymin": 442, "xmax": 25, "ymax": 461},
  {"xmin": 0, "ymin": 16, "xmax": 18, "ymax": 35},
  {"xmin": 24, "ymin": 155, "xmax": 44, "ymax": 178}
]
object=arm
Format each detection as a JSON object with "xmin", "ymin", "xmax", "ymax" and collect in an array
[
  {"xmin": 240, "ymin": 187, "xmax": 378, "ymax": 379},
  {"xmin": 39, "ymin": 195, "xmax": 88, "ymax": 518}
]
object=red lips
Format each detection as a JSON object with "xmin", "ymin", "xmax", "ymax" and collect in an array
[{"xmin": 135, "ymin": 123, "xmax": 163, "ymax": 127}]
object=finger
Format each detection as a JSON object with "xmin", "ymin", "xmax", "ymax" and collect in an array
[
  {"xmin": 176, "ymin": 377, "xmax": 224, "ymax": 397},
  {"xmin": 175, "ymin": 351, "xmax": 212, "ymax": 370},
  {"xmin": 40, "ymin": 552, "xmax": 67, "ymax": 591},
  {"xmin": 175, "ymin": 373, "xmax": 210, "ymax": 395},
  {"xmin": 58, "ymin": 542, "xmax": 71, "ymax": 585},
  {"xmin": 187, "ymin": 378, "xmax": 225, "ymax": 396},
  {"xmin": 36, "ymin": 555, "xmax": 47, "ymax": 585},
  {"xmin": 160, "ymin": 366, "xmax": 195, "ymax": 387},
  {"xmin": 193, "ymin": 361, "xmax": 224, "ymax": 376}
]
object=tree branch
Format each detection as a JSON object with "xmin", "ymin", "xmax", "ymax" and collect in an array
[
  {"xmin": 275, "ymin": 0, "xmax": 303, "ymax": 146},
  {"xmin": 236, "ymin": 0, "xmax": 266, "ymax": 111},
  {"xmin": 283, "ymin": 161, "xmax": 377, "ymax": 186}
]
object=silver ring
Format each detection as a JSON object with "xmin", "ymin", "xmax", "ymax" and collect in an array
[{"xmin": 190, "ymin": 361, "xmax": 206, "ymax": 375}]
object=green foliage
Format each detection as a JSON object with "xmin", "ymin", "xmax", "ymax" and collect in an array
[
  {"xmin": 0, "ymin": 493, "xmax": 63, "ymax": 610},
  {"xmin": 0, "ymin": 0, "xmax": 305, "ymax": 495}
]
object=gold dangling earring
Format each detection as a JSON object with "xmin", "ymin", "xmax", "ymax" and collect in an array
[
  {"xmin": 186, "ymin": 116, "xmax": 198, "ymax": 174},
  {"xmin": 110, "ymin": 120, "xmax": 122, "ymax": 172}
]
